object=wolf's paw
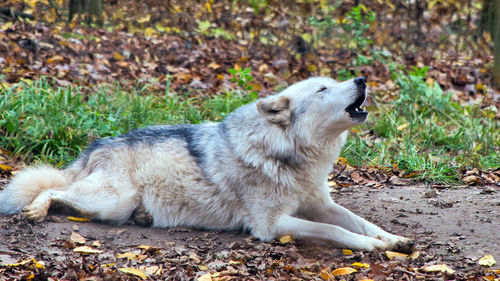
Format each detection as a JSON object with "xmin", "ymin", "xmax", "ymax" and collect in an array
[
  {"xmin": 388, "ymin": 237, "xmax": 415, "ymax": 254},
  {"xmin": 132, "ymin": 205, "xmax": 153, "ymax": 227},
  {"xmin": 22, "ymin": 202, "xmax": 49, "ymax": 223}
]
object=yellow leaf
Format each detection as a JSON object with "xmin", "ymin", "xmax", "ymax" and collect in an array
[
  {"xmin": 306, "ymin": 64, "xmax": 317, "ymax": 72},
  {"xmin": 342, "ymin": 249, "xmax": 353, "ymax": 255},
  {"xmin": 118, "ymin": 267, "xmax": 147, "ymax": 280},
  {"xmin": 198, "ymin": 265, "xmax": 209, "ymax": 271},
  {"xmin": 301, "ymin": 33, "xmax": 312, "ymax": 43},
  {"xmin": 421, "ymin": 263, "xmax": 455, "ymax": 274},
  {"xmin": 352, "ymin": 262, "xmax": 370, "ymax": 269},
  {"xmin": 137, "ymin": 14, "xmax": 150, "ymax": 24},
  {"xmin": 319, "ymin": 267, "xmax": 333, "ymax": 280},
  {"xmin": 113, "ymin": 52, "xmax": 124, "ymax": 61},
  {"xmin": 46, "ymin": 55, "xmax": 65, "ymax": 64},
  {"xmin": 360, "ymin": 279, "xmax": 374, "ymax": 281},
  {"xmin": 197, "ymin": 272, "xmax": 212, "ymax": 281},
  {"xmin": 0, "ymin": 164, "xmax": 12, "ymax": 171},
  {"xmin": 73, "ymin": 246, "xmax": 103, "ymax": 254},
  {"xmin": 67, "ymin": 216, "xmax": 91, "ymax": 222},
  {"xmin": 33, "ymin": 260, "xmax": 45, "ymax": 269},
  {"xmin": 336, "ymin": 157, "xmax": 349, "ymax": 166},
  {"xmin": 70, "ymin": 232, "xmax": 86, "ymax": 244},
  {"xmin": 385, "ymin": 250, "xmax": 408, "ymax": 259},
  {"xmin": 117, "ymin": 252, "xmax": 138, "ymax": 260},
  {"xmin": 488, "ymin": 269, "xmax": 500, "ymax": 273},
  {"xmin": 1, "ymin": 21, "xmax": 13, "ymax": 30},
  {"xmin": 92, "ymin": 241, "xmax": 101, "ymax": 247},
  {"xmin": 479, "ymin": 254, "xmax": 496, "ymax": 267},
  {"xmin": 409, "ymin": 251, "xmax": 421, "ymax": 260},
  {"xmin": 279, "ymin": 235, "xmax": 293, "ymax": 244},
  {"xmin": 144, "ymin": 27, "xmax": 157, "ymax": 37},
  {"xmin": 204, "ymin": 2, "xmax": 212, "ymax": 13},
  {"xmin": 332, "ymin": 267, "xmax": 357, "ymax": 276}
]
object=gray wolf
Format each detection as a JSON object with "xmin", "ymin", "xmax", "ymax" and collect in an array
[{"xmin": 0, "ymin": 77, "xmax": 412, "ymax": 251}]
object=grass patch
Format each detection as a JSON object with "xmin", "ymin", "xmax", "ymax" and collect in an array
[
  {"xmin": 0, "ymin": 71, "xmax": 498, "ymax": 184},
  {"xmin": 0, "ymin": 78, "xmax": 256, "ymax": 166},
  {"xmin": 342, "ymin": 66, "xmax": 499, "ymax": 183}
]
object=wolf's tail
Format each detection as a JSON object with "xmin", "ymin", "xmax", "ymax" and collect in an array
[{"xmin": 0, "ymin": 166, "xmax": 70, "ymax": 214}]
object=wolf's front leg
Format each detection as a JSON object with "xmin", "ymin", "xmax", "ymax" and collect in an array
[
  {"xmin": 255, "ymin": 215, "xmax": 389, "ymax": 251},
  {"xmin": 305, "ymin": 198, "xmax": 413, "ymax": 252}
]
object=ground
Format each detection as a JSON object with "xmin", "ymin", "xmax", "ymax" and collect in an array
[{"xmin": 1, "ymin": 181, "xmax": 498, "ymax": 280}]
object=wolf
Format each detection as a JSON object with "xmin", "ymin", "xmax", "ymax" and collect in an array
[{"xmin": 0, "ymin": 77, "xmax": 412, "ymax": 251}]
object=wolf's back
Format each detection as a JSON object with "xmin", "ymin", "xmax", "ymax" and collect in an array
[{"xmin": 0, "ymin": 166, "xmax": 70, "ymax": 214}]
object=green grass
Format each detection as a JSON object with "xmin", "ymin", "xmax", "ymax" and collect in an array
[
  {"xmin": 0, "ymin": 70, "xmax": 498, "ymax": 184},
  {"xmin": 0, "ymin": 78, "xmax": 256, "ymax": 166},
  {"xmin": 342, "ymin": 66, "xmax": 499, "ymax": 183}
]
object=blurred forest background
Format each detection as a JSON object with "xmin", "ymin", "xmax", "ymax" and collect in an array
[{"xmin": 0, "ymin": 0, "xmax": 498, "ymax": 185}]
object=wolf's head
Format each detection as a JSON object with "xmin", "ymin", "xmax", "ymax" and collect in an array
[{"xmin": 257, "ymin": 77, "xmax": 368, "ymax": 139}]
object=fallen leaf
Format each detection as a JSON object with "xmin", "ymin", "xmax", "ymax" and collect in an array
[
  {"xmin": 319, "ymin": 267, "xmax": 333, "ymax": 280},
  {"xmin": 198, "ymin": 272, "xmax": 213, "ymax": 281},
  {"xmin": 67, "ymin": 216, "xmax": 91, "ymax": 222},
  {"xmin": 140, "ymin": 265, "xmax": 162, "ymax": 276},
  {"xmin": 350, "ymin": 171, "xmax": 364, "ymax": 183},
  {"xmin": 279, "ymin": 235, "xmax": 293, "ymax": 244},
  {"xmin": 332, "ymin": 267, "xmax": 357, "ymax": 276},
  {"xmin": 479, "ymin": 254, "xmax": 496, "ymax": 267},
  {"xmin": 0, "ymin": 164, "xmax": 13, "ymax": 171},
  {"xmin": 462, "ymin": 175, "xmax": 480, "ymax": 185},
  {"xmin": 116, "ymin": 61, "xmax": 130, "ymax": 68},
  {"xmin": 409, "ymin": 251, "xmax": 421, "ymax": 260},
  {"xmin": 198, "ymin": 265, "xmax": 209, "ymax": 271},
  {"xmin": 113, "ymin": 52, "xmax": 124, "ymax": 61},
  {"xmin": 92, "ymin": 241, "xmax": 101, "ymax": 247},
  {"xmin": 189, "ymin": 252, "xmax": 201, "ymax": 263},
  {"xmin": 117, "ymin": 252, "xmax": 138, "ymax": 260},
  {"xmin": 46, "ymin": 55, "xmax": 65, "ymax": 64},
  {"xmin": 73, "ymin": 246, "xmax": 103, "ymax": 254},
  {"xmin": 33, "ymin": 260, "xmax": 45, "ymax": 269},
  {"xmin": 352, "ymin": 262, "xmax": 370, "ymax": 269},
  {"xmin": 343, "ymin": 249, "xmax": 353, "ymax": 255},
  {"xmin": 70, "ymin": 232, "xmax": 86, "ymax": 244},
  {"xmin": 421, "ymin": 263, "xmax": 455, "ymax": 274},
  {"xmin": 385, "ymin": 251, "xmax": 408, "ymax": 259},
  {"xmin": 118, "ymin": 267, "xmax": 147, "ymax": 279}
]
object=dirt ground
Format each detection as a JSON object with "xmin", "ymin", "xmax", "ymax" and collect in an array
[{"xmin": 0, "ymin": 182, "xmax": 499, "ymax": 280}]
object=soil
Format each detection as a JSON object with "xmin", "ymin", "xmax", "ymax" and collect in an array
[{"xmin": 0, "ymin": 183, "xmax": 499, "ymax": 280}]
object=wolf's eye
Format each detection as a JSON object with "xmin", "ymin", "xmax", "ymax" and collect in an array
[{"xmin": 316, "ymin": 86, "xmax": 327, "ymax": 94}]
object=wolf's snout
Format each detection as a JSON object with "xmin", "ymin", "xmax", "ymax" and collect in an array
[{"xmin": 354, "ymin": 77, "xmax": 366, "ymax": 90}]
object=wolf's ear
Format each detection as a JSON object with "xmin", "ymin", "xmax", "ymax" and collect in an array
[{"xmin": 257, "ymin": 96, "xmax": 291, "ymax": 126}]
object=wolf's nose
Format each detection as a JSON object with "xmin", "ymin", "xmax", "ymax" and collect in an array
[{"xmin": 354, "ymin": 77, "xmax": 366, "ymax": 86}]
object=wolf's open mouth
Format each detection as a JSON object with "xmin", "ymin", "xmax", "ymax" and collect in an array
[{"xmin": 345, "ymin": 92, "xmax": 368, "ymax": 119}]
